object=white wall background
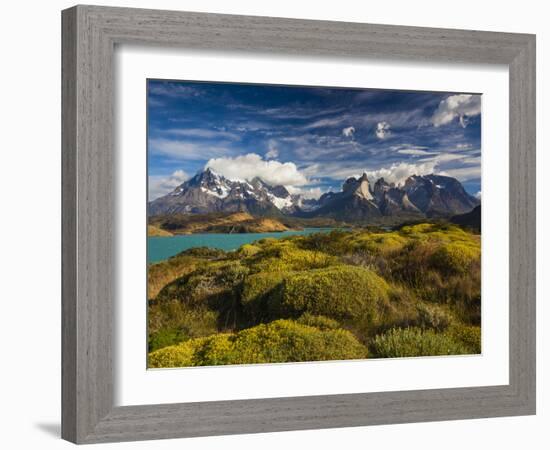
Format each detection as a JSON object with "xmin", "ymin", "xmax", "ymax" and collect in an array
[{"xmin": 0, "ymin": 0, "xmax": 546, "ymax": 448}]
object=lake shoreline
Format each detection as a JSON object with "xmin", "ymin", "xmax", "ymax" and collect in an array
[
  {"xmin": 150, "ymin": 227, "xmax": 304, "ymax": 237},
  {"xmin": 147, "ymin": 227, "xmax": 340, "ymax": 264}
]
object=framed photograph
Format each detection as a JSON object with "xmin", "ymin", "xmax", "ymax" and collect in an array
[{"xmin": 62, "ymin": 5, "xmax": 536, "ymax": 444}]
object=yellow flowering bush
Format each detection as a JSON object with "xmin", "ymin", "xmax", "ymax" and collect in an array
[{"xmin": 148, "ymin": 319, "xmax": 367, "ymax": 367}]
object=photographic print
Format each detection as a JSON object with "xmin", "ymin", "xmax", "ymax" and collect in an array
[{"xmin": 147, "ymin": 80, "xmax": 481, "ymax": 368}]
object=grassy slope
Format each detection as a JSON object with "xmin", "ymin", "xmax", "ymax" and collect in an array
[
  {"xmin": 149, "ymin": 212, "xmax": 292, "ymax": 235},
  {"xmin": 147, "ymin": 225, "xmax": 173, "ymax": 237},
  {"xmin": 147, "ymin": 247, "xmax": 225, "ymax": 299},
  {"xmin": 148, "ymin": 222, "xmax": 481, "ymax": 366}
]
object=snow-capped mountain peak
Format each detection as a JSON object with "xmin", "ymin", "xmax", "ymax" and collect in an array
[
  {"xmin": 149, "ymin": 169, "xmax": 303, "ymax": 216},
  {"xmin": 149, "ymin": 169, "xmax": 479, "ymax": 220}
]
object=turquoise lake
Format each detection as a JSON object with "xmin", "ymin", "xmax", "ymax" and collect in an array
[{"xmin": 148, "ymin": 228, "xmax": 334, "ymax": 263}]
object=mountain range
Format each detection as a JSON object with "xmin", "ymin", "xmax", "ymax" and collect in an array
[{"xmin": 148, "ymin": 168, "xmax": 480, "ymax": 222}]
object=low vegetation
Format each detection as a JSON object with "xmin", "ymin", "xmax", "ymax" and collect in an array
[
  {"xmin": 148, "ymin": 222, "xmax": 481, "ymax": 367},
  {"xmin": 371, "ymin": 327, "xmax": 471, "ymax": 358},
  {"xmin": 147, "ymin": 225, "xmax": 173, "ymax": 237},
  {"xmin": 149, "ymin": 319, "xmax": 367, "ymax": 367},
  {"xmin": 148, "ymin": 212, "xmax": 291, "ymax": 235}
]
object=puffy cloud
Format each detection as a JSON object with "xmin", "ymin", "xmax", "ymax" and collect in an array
[
  {"xmin": 148, "ymin": 169, "xmax": 189, "ymax": 200},
  {"xmin": 342, "ymin": 126, "xmax": 355, "ymax": 138},
  {"xmin": 432, "ymin": 94, "xmax": 481, "ymax": 128},
  {"xmin": 205, "ymin": 153, "xmax": 308, "ymax": 186},
  {"xmin": 365, "ymin": 161, "xmax": 438, "ymax": 186},
  {"xmin": 375, "ymin": 121, "xmax": 391, "ymax": 139},
  {"xmin": 287, "ymin": 186, "xmax": 325, "ymax": 200}
]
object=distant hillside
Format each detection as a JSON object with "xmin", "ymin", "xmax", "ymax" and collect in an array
[
  {"xmin": 148, "ymin": 212, "xmax": 292, "ymax": 235},
  {"xmin": 147, "ymin": 225, "xmax": 173, "ymax": 237},
  {"xmin": 450, "ymin": 205, "xmax": 481, "ymax": 232},
  {"xmin": 149, "ymin": 168, "xmax": 480, "ymax": 224}
]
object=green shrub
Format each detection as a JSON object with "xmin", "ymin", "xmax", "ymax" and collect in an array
[
  {"xmin": 249, "ymin": 242, "xmax": 338, "ymax": 272},
  {"xmin": 399, "ymin": 223, "xmax": 435, "ymax": 235},
  {"xmin": 148, "ymin": 340, "xmax": 195, "ymax": 368},
  {"xmin": 279, "ymin": 266, "xmax": 391, "ymax": 333},
  {"xmin": 176, "ymin": 247, "xmax": 227, "ymax": 258},
  {"xmin": 148, "ymin": 255, "xmax": 199, "ymax": 300},
  {"xmin": 147, "ymin": 247, "xmax": 235, "ymax": 301},
  {"xmin": 148, "ymin": 300, "xmax": 220, "ymax": 348},
  {"xmin": 353, "ymin": 233, "xmax": 408, "ymax": 255},
  {"xmin": 389, "ymin": 223, "xmax": 480, "ymax": 282},
  {"xmin": 256, "ymin": 237, "xmax": 278, "ymax": 245},
  {"xmin": 409, "ymin": 268, "xmax": 481, "ymax": 325},
  {"xmin": 295, "ymin": 229, "xmax": 355, "ymax": 255},
  {"xmin": 151, "ymin": 261, "xmax": 250, "ymax": 343},
  {"xmin": 376, "ymin": 286, "xmax": 421, "ymax": 330},
  {"xmin": 296, "ymin": 313, "xmax": 340, "ymax": 330},
  {"xmin": 156, "ymin": 260, "xmax": 249, "ymax": 306},
  {"xmin": 237, "ymin": 243, "xmax": 262, "ymax": 257},
  {"xmin": 399, "ymin": 223, "xmax": 471, "ymax": 241},
  {"xmin": 416, "ymin": 303, "xmax": 452, "ymax": 331},
  {"xmin": 240, "ymin": 271, "xmax": 288, "ymax": 324},
  {"xmin": 430, "ymin": 242, "xmax": 480, "ymax": 275},
  {"xmin": 148, "ymin": 327, "xmax": 188, "ymax": 352},
  {"xmin": 148, "ymin": 319, "xmax": 368, "ymax": 368},
  {"xmin": 448, "ymin": 324, "xmax": 481, "ymax": 353},
  {"xmin": 371, "ymin": 327, "xmax": 470, "ymax": 358},
  {"xmin": 390, "ymin": 240, "xmax": 438, "ymax": 284}
]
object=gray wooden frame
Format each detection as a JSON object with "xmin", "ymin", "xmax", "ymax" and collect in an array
[{"xmin": 61, "ymin": 4, "xmax": 536, "ymax": 444}]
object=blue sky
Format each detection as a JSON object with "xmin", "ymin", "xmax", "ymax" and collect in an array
[{"xmin": 147, "ymin": 79, "xmax": 481, "ymax": 200}]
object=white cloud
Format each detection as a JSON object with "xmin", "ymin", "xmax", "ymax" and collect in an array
[
  {"xmin": 475, "ymin": 191, "xmax": 482, "ymax": 200},
  {"xmin": 148, "ymin": 138, "xmax": 229, "ymax": 160},
  {"xmin": 287, "ymin": 186, "xmax": 325, "ymax": 200},
  {"xmin": 432, "ymin": 94, "xmax": 481, "ymax": 128},
  {"xmin": 419, "ymin": 152, "xmax": 469, "ymax": 163},
  {"xmin": 461, "ymin": 155, "xmax": 482, "ymax": 165},
  {"xmin": 366, "ymin": 161, "xmax": 438, "ymax": 186},
  {"xmin": 259, "ymin": 105, "xmax": 346, "ymax": 120},
  {"xmin": 375, "ymin": 121, "xmax": 391, "ymax": 139},
  {"xmin": 303, "ymin": 116, "xmax": 347, "ymax": 130},
  {"xmin": 397, "ymin": 148, "xmax": 435, "ymax": 156},
  {"xmin": 342, "ymin": 126, "xmax": 355, "ymax": 138},
  {"xmin": 265, "ymin": 140, "xmax": 279, "ymax": 159},
  {"xmin": 148, "ymin": 170, "xmax": 189, "ymax": 200},
  {"xmin": 206, "ymin": 153, "xmax": 308, "ymax": 187},
  {"xmin": 148, "ymin": 83, "xmax": 200, "ymax": 99},
  {"xmin": 438, "ymin": 165, "xmax": 481, "ymax": 182},
  {"xmin": 164, "ymin": 128, "xmax": 240, "ymax": 140}
]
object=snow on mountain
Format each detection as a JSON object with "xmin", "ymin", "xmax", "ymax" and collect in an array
[
  {"xmin": 149, "ymin": 168, "xmax": 479, "ymax": 221},
  {"xmin": 148, "ymin": 168, "xmax": 302, "ymax": 216}
]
